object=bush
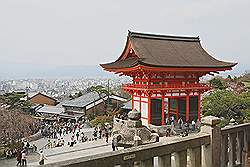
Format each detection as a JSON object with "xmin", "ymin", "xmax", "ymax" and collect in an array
[{"xmin": 90, "ymin": 115, "xmax": 113, "ymax": 127}]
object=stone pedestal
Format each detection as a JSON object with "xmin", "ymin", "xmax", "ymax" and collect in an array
[{"xmin": 113, "ymin": 110, "xmax": 159, "ymax": 148}]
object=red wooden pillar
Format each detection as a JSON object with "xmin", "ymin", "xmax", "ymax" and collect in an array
[
  {"xmin": 148, "ymin": 96, "xmax": 151, "ymax": 125},
  {"xmin": 176, "ymin": 98, "xmax": 179, "ymax": 120},
  {"xmin": 167, "ymin": 98, "xmax": 170, "ymax": 120},
  {"xmin": 185, "ymin": 94, "xmax": 189, "ymax": 122},
  {"xmin": 161, "ymin": 94, "xmax": 165, "ymax": 125},
  {"xmin": 197, "ymin": 93, "xmax": 201, "ymax": 121},
  {"xmin": 139, "ymin": 92, "xmax": 142, "ymax": 112},
  {"xmin": 132, "ymin": 77, "xmax": 135, "ymax": 111},
  {"xmin": 132, "ymin": 94, "xmax": 134, "ymax": 110}
]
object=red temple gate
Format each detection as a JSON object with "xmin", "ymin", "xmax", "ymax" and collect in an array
[{"xmin": 101, "ymin": 31, "xmax": 236, "ymax": 126}]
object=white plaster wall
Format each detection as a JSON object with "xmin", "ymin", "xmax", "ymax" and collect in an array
[
  {"xmin": 172, "ymin": 93, "xmax": 180, "ymax": 96},
  {"xmin": 134, "ymin": 101, "xmax": 140, "ymax": 111},
  {"xmin": 141, "ymin": 97, "xmax": 148, "ymax": 102},
  {"xmin": 165, "ymin": 93, "xmax": 172, "ymax": 96},
  {"xmin": 193, "ymin": 92, "xmax": 198, "ymax": 96},
  {"xmin": 180, "ymin": 93, "xmax": 186, "ymax": 96},
  {"xmin": 141, "ymin": 103, "xmax": 148, "ymax": 118},
  {"xmin": 141, "ymin": 118, "xmax": 148, "ymax": 126},
  {"xmin": 134, "ymin": 96, "xmax": 140, "ymax": 101}
]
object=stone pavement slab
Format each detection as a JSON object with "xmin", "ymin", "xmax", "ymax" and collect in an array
[
  {"xmin": 44, "ymin": 138, "xmax": 111, "ymax": 157},
  {"xmin": 29, "ymin": 142, "xmax": 112, "ymax": 166}
]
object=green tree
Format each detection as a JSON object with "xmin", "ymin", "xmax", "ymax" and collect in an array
[
  {"xmin": 202, "ymin": 90, "xmax": 245, "ymax": 122},
  {"xmin": 0, "ymin": 92, "xmax": 32, "ymax": 112},
  {"xmin": 88, "ymin": 85, "xmax": 110, "ymax": 113},
  {"xmin": 239, "ymin": 92, "xmax": 250, "ymax": 121},
  {"xmin": 209, "ymin": 77, "xmax": 226, "ymax": 90}
]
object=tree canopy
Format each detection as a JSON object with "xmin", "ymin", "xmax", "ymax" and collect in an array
[
  {"xmin": 0, "ymin": 92, "xmax": 32, "ymax": 112},
  {"xmin": 202, "ymin": 90, "xmax": 250, "ymax": 123},
  {"xmin": 209, "ymin": 77, "xmax": 226, "ymax": 90}
]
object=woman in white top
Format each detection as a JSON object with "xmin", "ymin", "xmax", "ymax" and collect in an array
[{"xmin": 21, "ymin": 151, "xmax": 27, "ymax": 166}]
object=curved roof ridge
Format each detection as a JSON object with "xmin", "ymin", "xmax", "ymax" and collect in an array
[
  {"xmin": 100, "ymin": 31, "xmax": 237, "ymax": 71},
  {"xmin": 128, "ymin": 31, "xmax": 200, "ymax": 42}
]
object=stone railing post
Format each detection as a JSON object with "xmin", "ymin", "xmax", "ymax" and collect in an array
[
  {"xmin": 174, "ymin": 150, "xmax": 187, "ymax": 167},
  {"xmin": 200, "ymin": 116, "xmax": 221, "ymax": 167},
  {"xmin": 158, "ymin": 154, "xmax": 171, "ymax": 167},
  {"xmin": 140, "ymin": 158, "xmax": 153, "ymax": 167},
  {"xmin": 243, "ymin": 127, "xmax": 250, "ymax": 166},
  {"xmin": 189, "ymin": 147, "xmax": 201, "ymax": 167}
]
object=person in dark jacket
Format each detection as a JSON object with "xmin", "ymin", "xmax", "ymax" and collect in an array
[{"xmin": 16, "ymin": 150, "xmax": 22, "ymax": 166}]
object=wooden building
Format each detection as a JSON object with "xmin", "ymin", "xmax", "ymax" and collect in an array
[
  {"xmin": 61, "ymin": 92, "xmax": 127, "ymax": 117},
  {"xmin": 29, "ymin": 92, "xmax": 59, "ymax": 106},
  {"xmin": 101, "ymin": 31, "xmax": 237, "ymax": 126}
]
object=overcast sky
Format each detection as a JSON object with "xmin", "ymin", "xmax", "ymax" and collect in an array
[{"xmin": 0, "ymin": 0, "xmax": 249, "ymax": 78}]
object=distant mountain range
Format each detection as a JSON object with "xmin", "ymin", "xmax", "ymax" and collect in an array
[{"xmin": 0, "ymin": 63, "xmax": 248, "ymax": 80}]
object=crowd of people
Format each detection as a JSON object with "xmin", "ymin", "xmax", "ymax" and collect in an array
[
  {"xmin": 42, "ymin": 120, "xmax": 87, "ymax": 148},
  {"xmin": 165, "ymin": 116, "xmax": 201, "ymax": 137},
  {"xmin": 41, "ymin": 119, "xmax": 113, "ymax": 149},
  {"xmin": 3, "ymin": 140, "xmax": 37, "ymax": 166},
  {"xmin": 92, "ymin": 125, "xmax": 112, "ymax": 143}
]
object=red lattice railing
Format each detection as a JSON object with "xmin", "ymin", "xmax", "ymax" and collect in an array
[{"xmin": 122, "ymin": 83, "xmax": 211, "ymax": 91}]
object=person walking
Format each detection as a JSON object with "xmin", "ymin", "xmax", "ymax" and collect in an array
[
  {"xmin": 76, "ymin": 132, "xmax": 80, "ymax": 141},
  {"xmin": 21, "ymin": 150, "xmax": 27, "ymax": 166},
  {"xmin": 111, "ymin": 137, "xmax": 118, "ymax": 151},
  {"xmin": 108, "ymin": 125, "xmax": 112, "ymax": 137},
  {"xmin": 191, "ymin": 120, "xmax": 196, "ymax": 131},
  {"xmin": 178, "ymin": 118, "xmax": 183, "ymax": 129},
  {"xmin": 25, "ymin": 142, "xmax": 30, "ymax": 154},
  {"xmin": 16, "ymin": 150, "xmax": 22, "ymax": 166},
  {"xmin": 93, "ymin": 128, "xmax": 97, "ymax": 141},
  {"xmin": 99, "ymin": 128, "xmax": 102, "ymax": 139},
  {"xmin": 39, "ymin": 150, "xmax": 47, "ymax": 165},
  {"xmin": 104, "ymin": 128, "xmax": 109, "ymax": 143},
  {"xmin": 33, "ymin": 144, "xmax": 37, "ymax": 152},
  {"xmin": 70, "ymin": 135, "xmax": 75, "ymax": 147}
]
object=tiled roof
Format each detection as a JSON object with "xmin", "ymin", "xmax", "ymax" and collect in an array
[
  {"xmin": 100, "ymin": 31, "xmax": 237, "ymax": 69},
  {"xmin": 36, "ymin": 106, "xmax": 64, "ymax": 115},
  {"xmin": 61, "ymin": 92, "xmax": 106, "ymax": 108}
]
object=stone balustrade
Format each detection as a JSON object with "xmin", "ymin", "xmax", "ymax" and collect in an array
[
  {"xmin": 221, "ymin": 123, "xmax": 250, "ymax": 167},
  {"xmin": 41, "ymin": 134, "xmax": 209, "ymax": 167},
  {"xmin": 39, "ymin": 116, "xmax": 250, "ymax": 167}
]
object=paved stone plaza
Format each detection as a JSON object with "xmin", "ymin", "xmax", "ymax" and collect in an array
[
  {"xmin": 0, "ymin": 126, "xmax": 181, "ymax": 167},
  {"xmin": 0, "ymin": 127, "xmax": 111, "ymax": 166}
]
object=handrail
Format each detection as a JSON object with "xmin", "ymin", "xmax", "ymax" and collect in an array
[
  {"xmin": 221, "ymin": 123, "xmax": 250, "ymax": 135},
  {"xmin": 42, "ymin": 133, "xmax": 210, "ymax": 167}
]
